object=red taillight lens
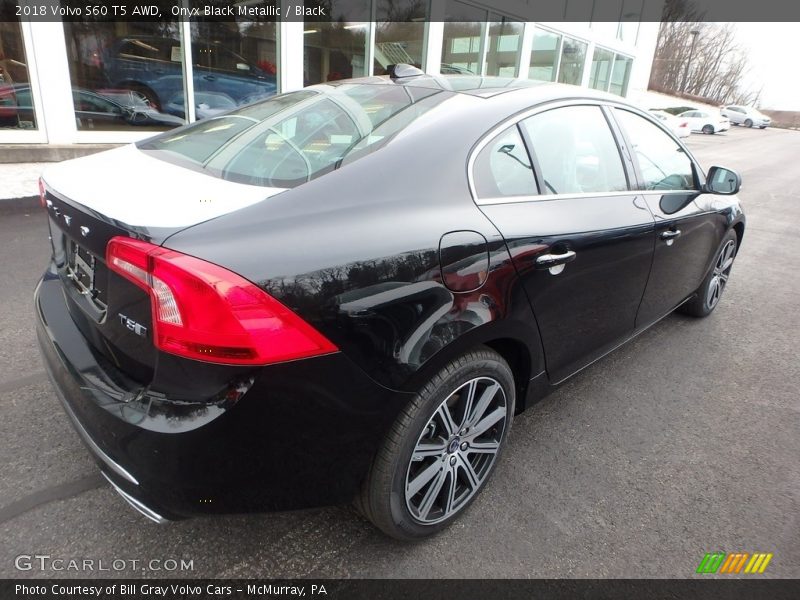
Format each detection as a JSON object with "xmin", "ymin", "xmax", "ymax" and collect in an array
[
  {"xmin": 38, "ymin": 177, "xmax": 46, "ymax": 208},
  {"xmin": 106, "ymin": 236, "xmax": 338, "ymax": 365}
]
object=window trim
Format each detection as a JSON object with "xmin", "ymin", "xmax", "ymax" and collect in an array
[
  {"xmin": 472, "ymin": 123, "xmax": 539, "ymax": 199},
  {"xmin": 468, "ymin": 98, "xmax": 640, "ymax": 206}
]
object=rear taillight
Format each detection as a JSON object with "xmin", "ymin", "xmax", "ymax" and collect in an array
[
  {"xmin": 106, "ymin": 236, "xmax": 337, "ymax": 365},
  {"xmin": 679, "ymin": 121, "xmax": 688, "ymax": 128},
  {"xmin": 38, "ymin": 177, "xmax": 46, "ymax": 208}
]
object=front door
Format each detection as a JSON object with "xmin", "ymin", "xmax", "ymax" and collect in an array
[{"xmin": 611, "ymin": 108, "xmax": 725, "ymax": 327}]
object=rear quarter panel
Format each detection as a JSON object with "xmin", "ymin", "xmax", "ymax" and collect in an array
[{"xmin": 164, "ymin": 95, "xmax": 545, "ymax": 392}]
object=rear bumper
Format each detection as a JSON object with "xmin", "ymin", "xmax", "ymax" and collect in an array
[{"xmin": 35, "ymin": 264, "xmax": 413, "ymax": 519}]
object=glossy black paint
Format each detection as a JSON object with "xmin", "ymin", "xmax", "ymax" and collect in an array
[
  {"xmin": 482, "ymin": 195, "xmax": 656, "ymax": 382},
  {"xmin": 36, "ymin": 265, "xmax": 414, "ymax": 516},
  {"xmin": 35, "ymin": 76, "xmax": 744, "ymax": 517}
]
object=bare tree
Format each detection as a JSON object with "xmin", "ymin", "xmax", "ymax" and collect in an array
[{"xmin": 649, "ymin": 2, "xmax": 762, "ymax": 106}]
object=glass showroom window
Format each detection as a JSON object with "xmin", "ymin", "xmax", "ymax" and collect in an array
[
  {"xmin": 62, "ymin": 21, "xmax": 186, "ymax": 131},
  {"xmin": 609, "ymin": 54, "xmax": 633, "ymax": 96},
  {"xmin": 190, "ymin": 19, "xmax": 278, "ymax": 117},
  {"xmin": 529, "ymin": 28, "xmax": 560, "ymax": 81},
  {"xmin": 485, "ymin": 18, "xmax": 522, "ymax": 77},
  {"xmin": 588, "ymin": 47, "xmax": 614, "ymax": 92},
  {"xmin": 0, "ymin": 18, "xmax": 37, "ymax": 130},
  {"xmin": 441, "ymin": 0, "xmax": 488, "ymax": 75},
  {"xmin": 374, "ymin": 0, "xmax": 429, "ymax": 75},
  {"xmin": 304, "ymin": 22, "xmax": 369, "ymax": 85},
  {"xmin": 557, "ymin": 37, "xmax": 587, "ymax": 86}
]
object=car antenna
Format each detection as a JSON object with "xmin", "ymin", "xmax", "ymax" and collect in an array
[{"xmin": 388, "ymin": 64, "xmax": 425, "ymax": 80}]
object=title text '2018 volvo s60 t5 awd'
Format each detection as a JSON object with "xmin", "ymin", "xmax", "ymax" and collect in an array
[{"xmin": 35, "ymin": 67, "xmax": 745, "ymax": 540}]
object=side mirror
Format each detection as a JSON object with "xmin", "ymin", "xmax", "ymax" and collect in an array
[{"xmin": 705, "ymin": 166, "xmax": 741, "ymax": 195}]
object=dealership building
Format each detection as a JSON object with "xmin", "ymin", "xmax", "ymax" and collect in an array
[{"xmin": 0, "ymin": 0, "xmax": 662, "ymax": 153}]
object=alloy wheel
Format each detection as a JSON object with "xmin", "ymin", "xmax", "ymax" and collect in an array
[
  {"xmin": 706, "ymin": 239, "xmax": 736, "ymax": 310},
  {"xmin": 405, "ymin": 377, "xmax": 507, "ymax": 524}
]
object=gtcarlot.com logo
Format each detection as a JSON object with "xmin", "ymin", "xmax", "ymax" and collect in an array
[
  {"xmin": 14, "ymin": 554, "xmax": 194, "ymax": 573},
  {"xmin": 696, "ymin": 551, "xmax": 773, "ymax": 574}
]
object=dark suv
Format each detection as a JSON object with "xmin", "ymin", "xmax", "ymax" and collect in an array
[{"xmin": 102, "ymin": 36, "xmax": 277, "ymax": 114}]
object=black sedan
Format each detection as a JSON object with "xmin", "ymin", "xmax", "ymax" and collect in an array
[{"xmin": 35, "ymin": 68, "xmax": 745, "ymax": 540}]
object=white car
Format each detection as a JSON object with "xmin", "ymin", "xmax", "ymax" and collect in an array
[
  {"xmin": 677, "ymin": 109, "xmax": 731, "ymax": 134},
  {"xmin": 720, "ymin": 105, "xmax": 771, "ymax": 129},
  {"xmin": 649, "ymin": 109, "xmax": 691, "ymax": 138}
]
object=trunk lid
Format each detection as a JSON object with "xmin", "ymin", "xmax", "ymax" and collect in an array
[{"xmin": 41, "ymin": 144, "xmax": 286, "ymax": 383}]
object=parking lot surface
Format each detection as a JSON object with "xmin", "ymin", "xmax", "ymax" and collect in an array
[{"xmin": 1, "ymin": 125, "xmax": 798, "ymax": 578}]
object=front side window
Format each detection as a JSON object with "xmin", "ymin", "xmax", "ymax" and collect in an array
[
  {"xmin": 473, "ymin": 126, "xmax": 536, "ymax": 198},
  {"xmin": 521, "ymin": 105, "xmax": 628, "ymax": 195},
  {"xmin": 614, "ymin": 109, "xmax": 696, "ymax": 191}
]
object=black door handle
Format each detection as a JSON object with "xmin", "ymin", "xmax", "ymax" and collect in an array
[{"xmin": 203, "ymin": 75, "xmax": 216, "ymax": 81}]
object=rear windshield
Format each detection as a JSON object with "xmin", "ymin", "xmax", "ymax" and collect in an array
[{"xmin": 137, "ymin": 84, "xmax": 448, "ymax": 188}]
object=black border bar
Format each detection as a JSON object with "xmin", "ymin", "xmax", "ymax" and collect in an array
[
  {"xmin": 4, "ymin": 0, "xmax": 800, "ymax": 23},
  {"xmin": 3, "ymin": 579, "xmax": 800, "ymax": 600}
]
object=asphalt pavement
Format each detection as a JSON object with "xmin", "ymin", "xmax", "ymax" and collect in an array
[{"xmin": 0, "ymin": 125, "xmax": 798, "ymax": 579}]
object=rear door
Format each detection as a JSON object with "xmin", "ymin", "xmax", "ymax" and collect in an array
[
  {"xmin": 611, "ymin": 107, "xmax": 724, "ymax": 327},
  {"xmin": 475, "ymin": 102, "xmax": 656, "ymax": 382}
]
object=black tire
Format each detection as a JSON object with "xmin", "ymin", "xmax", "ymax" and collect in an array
[
  {"xmin": 745, "ymin": 118, "xmax": 753, "ymax": 128},
  {"xmin": 357, "ymin": 347, "xmax": 515, "ymax": 541},
  {"xmin": 680, "ymin": 230, "xmax": 738, "ymax": 318},
  {"xmin": 702, "ymin": 124, "xmax": 714, "ymax": 134}
]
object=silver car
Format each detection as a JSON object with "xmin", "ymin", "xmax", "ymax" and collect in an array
[{"xmin": 720, "ymin": 105, "xmax": 771, "ymax": 129}]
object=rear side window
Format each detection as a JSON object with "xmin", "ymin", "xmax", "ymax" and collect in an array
[
  {"xmin": 521, "ymin": 105, "xmax": 628, "ymax": 195},
  {"xmin": 473, "ymin": 126, "xmax": 537, "ymax": 198},
  {"xmin": 615, "ymin": 109, "xmax": 696, "ymax": 191}
]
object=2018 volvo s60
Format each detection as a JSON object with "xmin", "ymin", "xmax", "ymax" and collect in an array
[{"xmin": 34, "ymin": 68, "xmax": 745, "ymax": 540}]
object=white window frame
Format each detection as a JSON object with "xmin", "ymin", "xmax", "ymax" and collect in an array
[{"xmin": 0, "ymin": 19, "xmax": 49, "ymax": 144}]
